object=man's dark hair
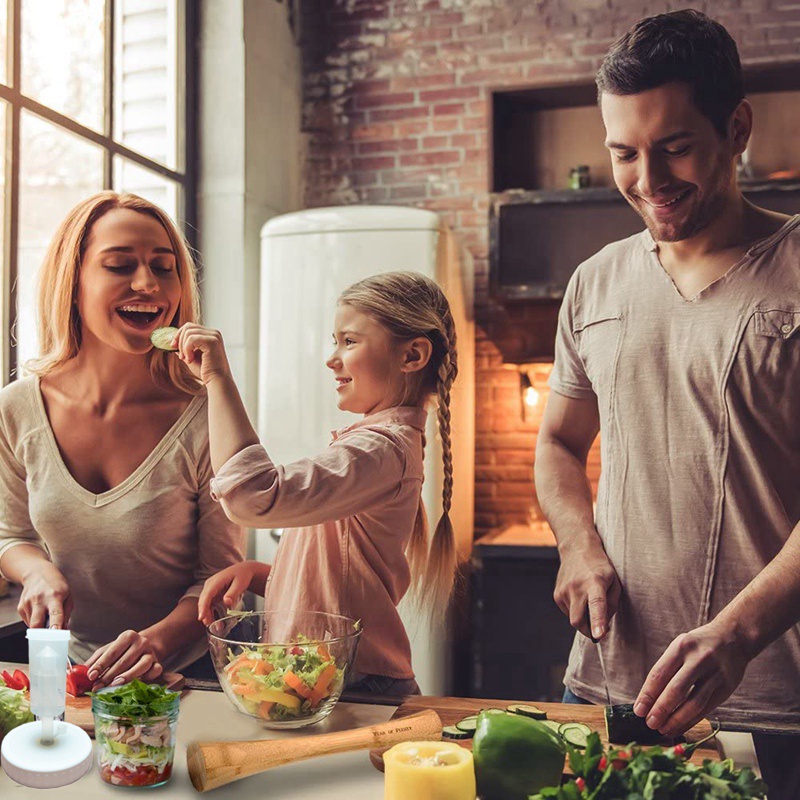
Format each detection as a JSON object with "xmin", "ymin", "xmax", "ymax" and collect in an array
[{"xmin": 596, "ymin": 9, "xmax": 744, "ymax": 137}]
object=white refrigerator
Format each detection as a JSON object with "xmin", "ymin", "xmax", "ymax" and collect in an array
[{"xmin": 255, "ymin": 205, "xmax": 475, "ymax": 695}]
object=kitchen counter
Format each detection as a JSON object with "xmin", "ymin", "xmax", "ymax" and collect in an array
[
  {"xmin": 0, "ymin": 660, "xmax": 394, "ymax": 798},
  {"xmin": 0, "ymin": 661, "xmax": 760, "ymax": 797}
]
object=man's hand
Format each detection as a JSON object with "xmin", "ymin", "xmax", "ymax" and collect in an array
[
  {"xmin": 633, "ymin": 618, "xmax": 751, "ymax": 736},
  {"xmin": 554, "ymin": 541, "xmax": 621, "ymax": 640},
  {"xmin": 85, "ymin": 630, "xmax": 164, "ymax": 690},
  {"xmin": 18, "ymin": 562, "xmax": 73, "ymax": 630}
]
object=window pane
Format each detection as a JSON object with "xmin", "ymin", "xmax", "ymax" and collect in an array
[
  {"xmin": 114, "ymin": 156, "xmax": 178, "ymax": 220},
  {"xmin": 0, "ymin": 3, "xmax": 7, "ymax": 86},
  {"xmin": 114, "ymin": 0, "xmax": 178, "ymax": 168},
  {"xmin": 17, "ymin": 113, "xmax": 104, "ymax": 369},
  {"xmin": 21, "ymin": 0, "xmax": 105, "ymax": 132}
]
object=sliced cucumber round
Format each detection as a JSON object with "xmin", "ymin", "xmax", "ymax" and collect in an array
[
  {"xmin": 559, "ymin": 722, "xmax": 592, "ymax": 749},
  {"xmin": 507, "ymin": 704, "xmax": 548, "ymax": 720},
  {"xmin": 150, "ymin": 326, "xmax": 180, "ymax": 351},
  {"xmin": 455, "ymin": 715, "xmax": 478, "ymax": 733},
  {"xmin": 442, "ymin": 725, "xmax": 472, "ymax": 740},
  {"xmin": 541, "ymin": 720, "xmax": 563, "ymax": 736},
  {"xmin": 481, "ymin": 707, "xmax": 506, "ymax": 715}
]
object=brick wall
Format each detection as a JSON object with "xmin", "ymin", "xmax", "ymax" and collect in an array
[{"xmin": 300, "ymin": 0, "xmax": 800, "ymax": 539}]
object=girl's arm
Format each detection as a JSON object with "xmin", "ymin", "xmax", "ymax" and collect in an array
[{"xmin": 174, "ymin": 324, "xmax": 260, "ymax": 472}]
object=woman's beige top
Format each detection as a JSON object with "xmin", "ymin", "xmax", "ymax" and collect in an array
[
  {"xmin": 0, "ymin": 376, "xmax": 245, "ymax": 670},
  {"xmin": 209, "ymin": 406, "xmax": 428, "ymax": 679},
  {"xmin": 550, "ymin": 215, "xmax": 800, "ymax": 726}
]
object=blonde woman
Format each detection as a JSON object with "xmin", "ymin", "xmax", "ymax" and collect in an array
[
  {"xmin": 186, "ymin": 271, "xmax": 459, "ymax": 696},
  {"xmin": 0, "ymin": 191, "xmax": 244, "ymax": 686}
]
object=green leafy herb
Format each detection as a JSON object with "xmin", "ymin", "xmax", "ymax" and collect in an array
[
  {"xmin": 529, "ymin": 732, "xmax": 768, "ymax": 800},
  {"xmin": 89, "ymin": 679, "xmax": 179, "ymax": 719}
]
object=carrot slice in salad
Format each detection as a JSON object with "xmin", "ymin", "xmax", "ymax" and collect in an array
[
  {"xmin": 283, "ymin": 670, "xmax": 313, "ymax": 699},
  {"xmin": 309, "ymin": 663, "xmax": 337, "ymax": 706}
]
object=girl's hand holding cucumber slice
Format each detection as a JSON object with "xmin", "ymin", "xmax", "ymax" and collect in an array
[{"xmin": 153, "ymin": 323, "xmax": 233, "ymax": 387}]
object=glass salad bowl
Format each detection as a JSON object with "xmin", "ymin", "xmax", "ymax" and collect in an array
[
  {"xmin": 207, "ymin": 611, "xmax": 361, "ymax": 729},
  {"xmin": 91, "ymin": 680, "xmax": 181, "ymax": 788}
]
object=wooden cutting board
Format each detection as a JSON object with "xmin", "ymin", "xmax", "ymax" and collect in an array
[
  {"xmin": 369, "ymin": 696, "xmax": 720, "ymax": 772},
  {"xmin": 64, "ymin": 672, "xmax": 186, "ymax": 736}
]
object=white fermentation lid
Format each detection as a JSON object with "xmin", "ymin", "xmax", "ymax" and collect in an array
[{"xmin": 1, "ymin": 721, "xmax": 93, "ymax": 789}]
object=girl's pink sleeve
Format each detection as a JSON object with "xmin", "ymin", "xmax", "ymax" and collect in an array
[{"xmin": 209, "ymin": 429, "xmax": 406, "ymax": 528}]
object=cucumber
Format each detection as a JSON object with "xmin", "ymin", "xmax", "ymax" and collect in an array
[
  {"xmin": 455, "ymin": 715, "xmax": 478, "ymax": 733},
  {"xmin": 605, "ymin": 703, "xmax": 669, "ymax": 745},
  {"xmin": 558, "ymin": 722, "xmax": 592, "ymax": 749},
  {"xmin": 481, "ymin": 707, "xmax": 506, "ymax": 715},
  {"xmin": 443, "ymin": 725, "xmax": 472, "ymax": 740},
  {"xmin": 150, "ymin": 326, "xmax": 180, "ymax": 351},
  {"xmin": 506, "ymin": 704, "xmax": 547, "ymax": 720},
  {"xmin": 541, "ymin": 720, "xmax": 563, "ymax": 735}
]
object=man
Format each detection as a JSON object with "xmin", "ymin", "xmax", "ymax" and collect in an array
[{"xmin": 534, "ymin": 9, "xmax": 800, "ymax": 796}]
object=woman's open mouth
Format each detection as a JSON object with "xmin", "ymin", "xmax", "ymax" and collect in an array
[
  {"xmin": 336, "ymin": 378, "xmax": 352, "ymax": 392},
  {"xmin": 116, "ymin": 304, "xmax": 164, "ymax": 330}
]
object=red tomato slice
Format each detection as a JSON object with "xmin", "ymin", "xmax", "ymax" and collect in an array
[
  {"xmin": 2, "ymin": 669, "xmax": 23, "ymax": 690},
  {"xmin": 65, "ymin": 664, "xmax": 93, "ymax": 697},
  {"xmin": 13, "ymin": 670, "xmax": 30, "ymax": 691}
]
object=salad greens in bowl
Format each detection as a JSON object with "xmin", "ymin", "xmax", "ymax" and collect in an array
[
  {"xmin": 207, "ymin": 611, "xmax": 361, "ymax": 729},
  {"xmin": 90, "ymin": 680, "xmax": 181, "ymax": 788}
]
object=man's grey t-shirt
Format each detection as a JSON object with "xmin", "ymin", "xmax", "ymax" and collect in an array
[{"xmin": 550, "ymin": 215, "xmax": 800, "ymax": 726}]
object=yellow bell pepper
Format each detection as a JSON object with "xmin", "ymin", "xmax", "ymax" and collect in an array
[
  {"xmin": 384, "ymin": 741, "xmax": 475, "ymax": 800},
  {"xmin": 249, "ymin": 687, "xmax": 301, "ymax": 710}
]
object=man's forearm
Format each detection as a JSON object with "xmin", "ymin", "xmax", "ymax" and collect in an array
[
  {"xmin": 535, "ymin": 436, "xmax": 602, "ymax": 554},
  {"xmin": 714, "ymin": 520, "xmax": 800, "ymax": 659}
]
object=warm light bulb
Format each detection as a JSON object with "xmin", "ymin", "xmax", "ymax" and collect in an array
[{"xmin": 524, "ymin": 386, "xmax": 539, "ymax": 407}]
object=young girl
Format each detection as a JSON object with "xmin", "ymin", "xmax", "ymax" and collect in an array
[{"xmin": 180, "ymin": 271, "xmax": 458, "ymax": 695}]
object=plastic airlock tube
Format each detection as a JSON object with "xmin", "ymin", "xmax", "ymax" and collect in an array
[{"xmin": 0, "ymin": 628, "xmax": 93, "ymax": 788}]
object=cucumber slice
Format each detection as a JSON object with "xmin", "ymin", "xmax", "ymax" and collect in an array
[
  {"xmin": 558, "ymin": 722, "xmax": 592, "ymax": 749},
  {"xmin": 481, "ymin": 708, "xmax": 506, "ymax": 715},
  {"xmin": 442, "ymin": 725, "xmax": 472, "ymax": 740},
  {"xmin": 506, "ymin": 704, "xmax": 547, "ymax": 720},
  {"xmin": 150, "ymin": 326, "xmax": 179, "ymax": 351},
  {"xmin": 455, "ymin": 715, "xmax": 478, "ymax": 733},
  {"xmin": 541, "ymin": 720, "xmax": 563, "ymax": 735}
]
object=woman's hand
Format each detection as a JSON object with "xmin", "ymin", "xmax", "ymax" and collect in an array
[
  {"xmin": 17, "ymin": 562, "xmax": 73, "ymax": 630},
  {"xmin": 173, "ymin": 323, "xmax": 232, "ymax": 386},
  {"xmin": 197, "ymin": 561, "xmax": 270, "ymax": 626},
  {"xmin": 84, "ymin": 630, "xmax": 164, "ymax": 690}
]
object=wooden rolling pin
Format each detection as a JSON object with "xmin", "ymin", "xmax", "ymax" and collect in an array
[{"xmin": 186, "ymin": 708, "xmax": 442, "ymax": 793}]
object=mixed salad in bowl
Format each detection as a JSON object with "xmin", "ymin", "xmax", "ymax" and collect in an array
[
  {"xmin": 91, "ymin": 679, "xmax": 181, "ymax": 788},
  {"xmin": 207, "ymin": 611, "xmax": 361, "ymax": 728}
]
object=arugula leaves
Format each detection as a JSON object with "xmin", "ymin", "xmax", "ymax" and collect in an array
[
  {"xmin": 530, "ymin": 733, "xmax": 768, "ymax": 800},
  {"xmin": 89, "ymin": 679, "xmax": 179, "ymax": 719}
]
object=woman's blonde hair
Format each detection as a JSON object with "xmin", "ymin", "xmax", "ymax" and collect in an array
[
  {"xmin": 338, "ymin": 270, "xmax": 458, "ymax": 616},
  {"xmin": 25, "ymin": 191, "xmax": 201, "ymax": 395}
]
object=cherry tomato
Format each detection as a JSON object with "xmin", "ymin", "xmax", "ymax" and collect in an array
[
  {"xmin": 598, "ymin": 756, "xmax": 608, "ymax": 770},
  {"xmin": 672, "ymin": 743, "xmax": 686, "ymax": 757},
  {"xmin": 100, "ymin": 762, "xmax": 172, "ymax": 787},
  {"xmin": 575, "ymin": 776, "xmax": 587, "ymax": 792}
]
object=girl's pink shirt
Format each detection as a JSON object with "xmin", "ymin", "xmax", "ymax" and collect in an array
[{"xmin": 208, "ymin": 406, "xmax": 428, "ymax": 679}]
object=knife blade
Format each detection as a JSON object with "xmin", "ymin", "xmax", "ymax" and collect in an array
[{"xmin": 594, "ymin": 636, "xmax": 612, "ymax": 707}]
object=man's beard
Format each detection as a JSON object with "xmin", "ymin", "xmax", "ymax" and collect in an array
[{"xmin": 631, "ymin": 161, "xmax": 732, "ymax": 243}]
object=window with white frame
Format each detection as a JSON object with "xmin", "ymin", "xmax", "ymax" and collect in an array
[{"xmin": 0, "ymin": 0, "xmax": 194, "ymax": 383}]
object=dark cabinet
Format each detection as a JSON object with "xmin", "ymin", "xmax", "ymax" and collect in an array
[{"xmin": 470, "ymin": 543, "xmax": 576, "ymax": 702}]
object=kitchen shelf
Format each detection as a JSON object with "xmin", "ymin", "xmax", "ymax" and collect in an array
[{"xmin": 491, "ymin": 178, "xmax": 800, "ymax": 208}]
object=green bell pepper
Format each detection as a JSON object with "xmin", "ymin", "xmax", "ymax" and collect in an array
[{"xmin": 473, "ymin": 709, "xmax": 566, "ymax": 800}]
